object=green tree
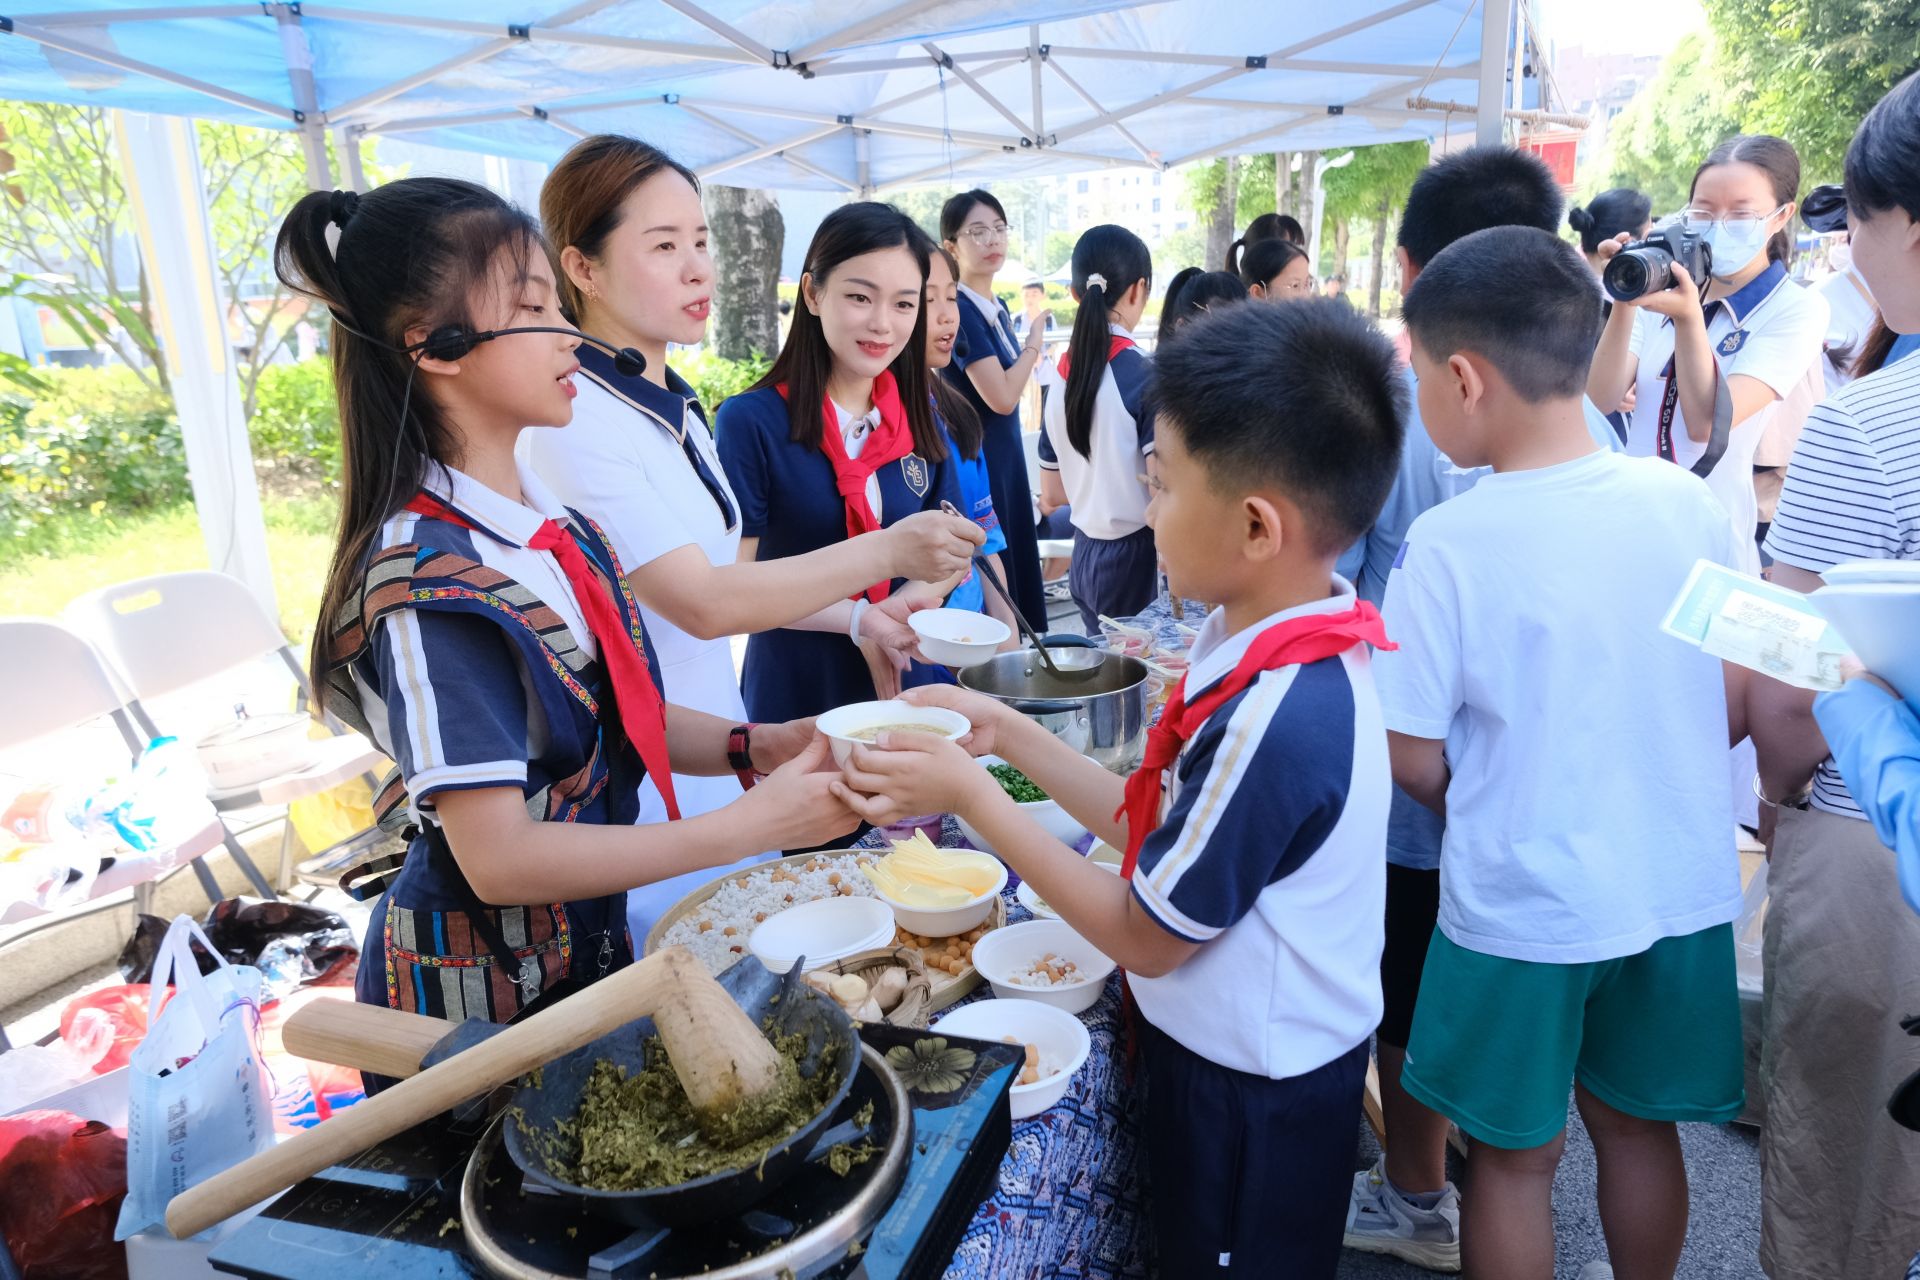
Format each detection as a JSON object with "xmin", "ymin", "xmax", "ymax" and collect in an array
[
  {"xmin": 1318, "ymin": 141, "xmax": 1428, "ymax": 315},
  {"xmin": 1590, "ymin": 33, "xmax": 1742, "ymax": 214},
  {"xmin": 0, "ymin": 103, "xmax": 165, "ymax": 393},
  {"xmin": 1705, "ymin": 0, "xmax": 1920, "ymax": 182}
]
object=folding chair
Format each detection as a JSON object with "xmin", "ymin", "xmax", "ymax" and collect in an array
[
  {"xmin": 63, "ymin": 571, "xmax": 388, "ymax": 901},
  {"xmin": 0, "ymin": 619, "xmax": 227, "ymax": 985}
]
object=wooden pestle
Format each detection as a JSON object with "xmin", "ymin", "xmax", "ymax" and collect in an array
[{"xmin": 166, "ymin": 945, "xmax": 783, "ymax": 1239}]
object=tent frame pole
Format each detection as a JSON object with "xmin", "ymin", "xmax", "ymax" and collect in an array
[
  {"xmin": 655, "ymin": 0, "xmax": 774, "ymax": 64},
  {"xmin": 696, "ymin": 122, "xmax": 847, "ymax": 181},
  {"xmin": 923, "ymin": 41, "xmax": 1035, "ymax": 141},
  {"xmin": 786, "ymin": 0, "xmax": 951, "ymax": 66},
  {"xmin": 1045, "ymin": 56, "xmax": 1158, "ymax": 165},
  {"xmin": 1477, "ymin": 0, "xmax": 1515, "ymax": 145},
  {"xmin": 3, "ymin": 18, "xmax": 295, "ymax": 122},
  {"xmin": 673, "ymin": 102, "xmax": 855, "ymax": 188},
  {"xmin": 269, "ymin": 2, "xmax": 332, "ymax": 190}
]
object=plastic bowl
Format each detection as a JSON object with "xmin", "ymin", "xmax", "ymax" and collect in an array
[
  {"xmin": 968, "ymin": 918, "xmax": 1115, "ymax": 1015},
  {"xmin": 1014, "ymin": 859, "xmax": 1121, "ymax": 920},
  {"xmin": 932, "ymin": 998, "xmax": 1092, "ymax": 1119},
  {"xmin": 910, "ymin": 608, "xmax": 1011, "ymax": 668},
  {"xmin": 816, "ymin": 700, "xmax": 971, "ymax": 767},
  {"xmin": 747, "ymin": 895, "xmax": 896, "ymax": 973},
  {"xmin": 866, "ymin": 852, "xmax": 1006, "ymax": 938}
]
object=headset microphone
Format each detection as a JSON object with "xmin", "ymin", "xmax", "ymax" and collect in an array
[{"xmin": 326, "ymin": 313, "xmax": 646, "ymax": 379}]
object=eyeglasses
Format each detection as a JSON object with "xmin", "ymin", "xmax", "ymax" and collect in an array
[
  {"xmin": 1678, "ymin": 205, "xmax": 1786, "ymax": 233},
  {"xmin": 960, "ymin": 222, "xmax": 1011, "ymax": 245}
]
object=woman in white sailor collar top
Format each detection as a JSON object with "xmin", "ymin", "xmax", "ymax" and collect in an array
[{"xmin": 520, "ymin": 135, "xmax": 981, "ymax": 938}]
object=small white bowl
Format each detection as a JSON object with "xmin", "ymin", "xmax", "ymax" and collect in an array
[
  {"xmin": 748, "ymin": 896, "xmax": 896, "ymax": 974},
  {"xmin": 1013, "ymin": 860, "xmax": 1121, "ymax": 920},
  {"xmin": 817, "ymin": 699, "xmax": 971, "ymax": 767},
  {"xmin": 956, "ymin": 758, "xmax": 1087, "ymax": 855},
  {"xmin": 968, "ymin": 918, "xmax": 1115, "ymax": 1015},
  {"xmin": 932, "ymin": 998, "xmax": 1091, "ymax": 1119},
  {"xmin": 910, "ymin": 608, "xmax": 1011, "ymax": 668},
  {"xmin": 868, "ymin": 853, "xmax": 1007, "ymax": 938}
]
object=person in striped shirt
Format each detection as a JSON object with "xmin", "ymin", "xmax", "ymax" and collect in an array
[{"xmin": 1749, "ymin": 70, "xmax": 1920, "ymax": 1280}]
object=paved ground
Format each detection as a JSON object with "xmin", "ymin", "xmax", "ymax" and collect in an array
[{"xmin": 1339, "ymin": 1109, "xmax": 1764, "ymax": 1278}]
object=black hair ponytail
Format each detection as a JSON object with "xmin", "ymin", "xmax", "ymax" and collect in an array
[
  {"xmin": 274, "ymin": 177, "xmax": 545, "ymax": 703},
  {"xmin": 1160, "ymin": 266, "xmax": 1202, "ymax": 333},
  {"xmin": 1238, "ymin": 238, "xmax": 1310, "ymax": 293},
  {"xmin": 1063, "ymin": 223, "xmax": 1151, "ymax": 459},
  {"xmin": 1224, "ymin": 211, "xmax": 1303, "ymax": 277}
]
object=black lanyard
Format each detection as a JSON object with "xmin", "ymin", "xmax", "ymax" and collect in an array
[{"xmin": 1654, "ymin": 305, "xmax": 1736, "ymax": 480}]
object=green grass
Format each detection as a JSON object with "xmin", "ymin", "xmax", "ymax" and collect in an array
[{"xmin": 0, "ymin": 495, "xmax": 340, "ymax": 647}]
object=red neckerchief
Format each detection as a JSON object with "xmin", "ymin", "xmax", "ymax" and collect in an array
[
  {"xmin": 1056, "ymin": 334, "xmax": 1137, "ymax": 380},
  {"xmin": 1117, "ymin": 601, "xmax": 1395, "ymax": 878},
  {"xmin": 404, "ymin": 493, "xmax": 680, "ymax": 820},
  {"xmin": 781, "ymin": 371, "xmax": 913, "ymax": 603}
]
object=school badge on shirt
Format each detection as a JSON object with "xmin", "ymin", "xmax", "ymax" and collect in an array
[
  {"xmin": 900, "ymin": 454, "xmax": 930, "ymax": 497},
  {"xmin": 1719, "ymin": 330, "xmax": 1749, "ymax": 357}
]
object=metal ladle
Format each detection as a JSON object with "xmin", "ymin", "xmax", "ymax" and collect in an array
[{"xmin": 966, "ymin": 543, "xmax": 1103, "ymax": 684}]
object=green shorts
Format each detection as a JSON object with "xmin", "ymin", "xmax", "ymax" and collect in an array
[{"xmin": 1401, "ymin": 923, "xmax": 1745, "ymax": 1149}]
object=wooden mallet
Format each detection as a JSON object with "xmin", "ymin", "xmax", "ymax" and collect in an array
[{"xmin": 165, "ymin": 945, "xmax": 782, "ymax": 1239}]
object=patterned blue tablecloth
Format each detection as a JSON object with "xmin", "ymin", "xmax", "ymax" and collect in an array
[{"xmin": 859, "ymin": 816, "xmax": 1153, "ymax": 1279}]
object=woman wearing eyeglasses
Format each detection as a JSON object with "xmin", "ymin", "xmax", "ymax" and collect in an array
[
  {"xmin": 940, "ymin": 188, "xmax": 1051, "ymax": 631},
  {"xmin": 1587, "ymin": 135, "xmax": 1830, "ymax": 574}
]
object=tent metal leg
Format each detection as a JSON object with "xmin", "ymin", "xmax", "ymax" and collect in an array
[{"xmin": 219, "ymin": 829, "xmax": 279, "ymax": 900}]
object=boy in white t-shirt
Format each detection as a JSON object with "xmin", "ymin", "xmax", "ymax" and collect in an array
[{"xmin": 1373, "ymin": 227, "xmax": 1747, "ymax": 1277}]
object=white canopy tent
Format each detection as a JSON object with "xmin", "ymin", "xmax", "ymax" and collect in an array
[
  {"xmin": 3, "ymin": 0, "xmax": 1533, "ymax": 193},
  {"xmin": 2, "ymin": 0, "xmax": 1544, "ymax": 610}
]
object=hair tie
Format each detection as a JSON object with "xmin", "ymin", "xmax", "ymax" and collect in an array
[
  {"xmin": 1084, "ymin": 272, "xmax": 1108, "ymax": 292},
  {"xmin": 327, "ymin": 189, "xmax": 361, "ymax": 229}
]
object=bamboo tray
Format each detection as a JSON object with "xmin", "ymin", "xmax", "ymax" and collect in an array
[{"xmin": 644, "ymin": 850, "xmax": 1006, "ymax": 1014}]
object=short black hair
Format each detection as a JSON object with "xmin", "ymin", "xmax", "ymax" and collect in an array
[
  {"xmin": 1847, "ymin": 69, "xmax": 1920, "ymax": 222},
  {"xmin": 1151, "ymin": 297, "xmax": 1408, "ymax": 554},
  {"xmin": 1402, "ymin": 225, "xmax": 1603, "ymax": 402},
  {"xmin": 1160, "ymin": 270, "xmax": 1249, "ymax": 342},
  {"xmin": 1568, "ymin": 188, "xmax": 1652, "ymax": 254},
  {"xmin": 1398, "ymin": 146, "xmax": 1564, "ymax": 269},
  {"xmin": 940, "ymin": 188, "xmax": 1007, "ymax": 242}
]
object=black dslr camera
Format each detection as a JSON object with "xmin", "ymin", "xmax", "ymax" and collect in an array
[{"xmin": 1603, "ymin": 218, "xmax": 1712, "ymax": 302}]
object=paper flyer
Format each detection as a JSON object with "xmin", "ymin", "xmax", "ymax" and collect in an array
[{"xmin": 1660, "ymin": 559, "xmax": 1851, "ymax": 691}]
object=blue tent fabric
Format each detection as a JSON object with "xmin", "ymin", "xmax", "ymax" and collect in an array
[{"xmin": 2, "ymin": 1, "xmax": 1514, "ymax": 188}]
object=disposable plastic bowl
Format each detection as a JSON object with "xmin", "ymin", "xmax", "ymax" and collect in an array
[
  {"xmin": 747, "ymin": 895, "xmax": 896, "ymax": 973},
  {"xmin": 816, "ymin": 700, "xmax": 971, "ymax": 767},
  {"xmin": 968, "ymin": 918, "xmax": 1116, "ymax": 1015},
  {"xmin": 909, "ymin": 608, "xmax": 1010, "ymax": 668},
  {"xmin": 932, "ymin": 997, "xmax": 1092, "ymax": 1119}
]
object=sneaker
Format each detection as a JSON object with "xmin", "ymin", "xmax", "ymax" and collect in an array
[
  {"xmin": 1576, "ymin": 1264, "xmax": 1614, "ymax": 1280},
  {"xmin": 1342, "ymin": 1159, "xmax": 1462, "ymax": 1272}
]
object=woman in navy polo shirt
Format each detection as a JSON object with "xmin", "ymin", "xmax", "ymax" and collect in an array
[
  {"xmin": 940, "ymin": 188, "xmax": 1050, "ymax": 630},
  {"xmin": 1588, "ymin": 135, "xmax": 1828, "ymax": 573},
  {"xmin": 716, "ymin": 202, "xmax": 966, "ymax": 723}
]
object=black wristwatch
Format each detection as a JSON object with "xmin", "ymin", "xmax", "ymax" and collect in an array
[{"xmin": 728, "ymin": 723, "xmax": 759, "ymax": 791}]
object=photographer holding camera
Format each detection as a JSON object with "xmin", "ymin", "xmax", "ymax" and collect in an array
[{"xmin": 1587, "ymin": 135, "xmax": 1830, "ymax": 575}]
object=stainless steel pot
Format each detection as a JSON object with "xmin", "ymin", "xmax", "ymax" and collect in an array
[{"xmin": 958, "ymin": 638, "xmax": 1149, "ymax": 773}]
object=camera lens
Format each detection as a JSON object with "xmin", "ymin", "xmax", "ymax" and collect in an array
[{"xmin": 1604, "ymin": 247, "xmax": 1673, "ymax": 303}]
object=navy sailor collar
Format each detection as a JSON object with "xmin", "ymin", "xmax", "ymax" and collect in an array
[
  {"xmin": 1710, "ymin": 259, "xmax": 1790, "ymax": 327},
  {"xmin": 575, "ymin": 342, "xmax": 706, "ymax": 437}
]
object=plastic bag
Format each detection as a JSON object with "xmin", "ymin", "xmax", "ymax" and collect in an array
[
  {"xmin": 0, "ymin": 1012, "xmax": 112, "ymax": 1113},
  {"xmin": 114, "ymin": 916, "xmax": 272, "ymax": 1241},
  {"xmin": 287, "ymin": 773, "xmax": 375, "ymax": 859},
  {"xmin": 118, "ymin": 898, "xmax": 357, "ymax": 995},
  {"xmin": 59, "ymin": 986, "xmax": 150, "ymax": 1076},
  {"xmin": 0, "ymin": 1110, "xmax": 128, "ymax": 1280}
]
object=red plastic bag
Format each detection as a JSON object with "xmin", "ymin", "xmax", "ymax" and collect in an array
[
  {"xmin": 59, "ymin": 986, "xmax": 149, "ymax": 1075},
  {"xmin": 0, "ymin": 1110, "xmax": 128, "ymax": 1280}
]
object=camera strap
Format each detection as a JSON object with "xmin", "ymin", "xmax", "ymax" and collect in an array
[{"xmin": 1654, "ymin": 346, "xmax": 1733, "ymax": 479}]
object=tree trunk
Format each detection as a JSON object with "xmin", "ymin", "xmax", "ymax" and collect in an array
[
  {"xmin": 1275, "ymin": 152, "xmax": 1291, "ymax": 215},
  {"xmin": 1333, "ymin": 219, "xmax": 1351, "ymax": 280},
  {"xmin": 1204, "ymin": 155, "xmax": 1239, "ymax": 270},
  {"xmin": 710, "ymin": 184, "xmax": 784, "ymax": 361},
  {"xmin": 1296, "ymin": 153, "xmax": 1318, "ymax": 252},
  {"xmin": 1368, "ymin": 194, "xmax": 1390, "ymax": 317}
]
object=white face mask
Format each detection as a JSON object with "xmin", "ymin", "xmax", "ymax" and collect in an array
[
  {"xmin": 1686, "ymin": 206, "xmax": 1785, "ymax": 279},
  {"xmin": 1829, "ymin": 242, "xmax": 1853, "ymax": 272}
]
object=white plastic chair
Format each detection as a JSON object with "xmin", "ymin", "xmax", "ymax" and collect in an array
[
  {"xmin": 63, "ymin": 571, "xmax": 388, "ymax": 899},
  {"xmin": 0, "ymin": 618, "xmax": 226, "ymax": 925}
]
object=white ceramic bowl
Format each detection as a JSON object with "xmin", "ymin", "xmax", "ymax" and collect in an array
[
  {"xmin": 932, "ymin": 998, "xmax": 1092, "ymax": 1119},
  {"xmin": 968, "ymin": 918, "xmax": 1116, "ymax": 1015},
  {"xmin": 747, "ymin": 895, "xmax": 895, "ymax": 974},
  {"xmin": 956, "ymin": 758, "xmax": 1087, "ymax": 855},
  {"xmin": 909, "ymin": 608, "xmax": 1011, "ymax": 668},
  {"xmin": 816, "ymin": 700, "xmax": 971, "ymax": 767},
  {"xmin": 868, "ymin": 853, "xmax": 1007, "ymax": 938},
  {"xmin": 1013, "ymin": 860, "xmax": 1121, "ymax": 920}
]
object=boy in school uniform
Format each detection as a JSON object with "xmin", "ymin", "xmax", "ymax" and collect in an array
[
  {"xmin": 1375, "ymin": 227, "xmax": 1747, "ymax": 1279},
  {"xmin": 830, "ymin": 298, "xmax": 1410, "ymax": 1278}
]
